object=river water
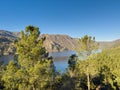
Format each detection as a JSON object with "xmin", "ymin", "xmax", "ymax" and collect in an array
[
  {"xmin": 49, "ymin": 51, "xmax": 76, "ymax": 73},
  {"xmin": 0, "ymin": 51, "xmax": 76, "ymax": 73}
]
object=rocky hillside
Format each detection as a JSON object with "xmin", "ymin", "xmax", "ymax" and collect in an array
[
  {"xmin": 0, "ymin": 30, "xmax": 120, "ymax": 53},
  {"xmin": 43, "ymin": 34, "xmax": 120, "ymax": 52},
  {"xmin": 42, "ymin": 34, "xmax": 80, "ymax": 52},
  {"xmin": 11, "ymin": 32, "xmax": 81, "ymax": 52},
  {"xmin": 0, "ymin": 30, "xmax": 17, "ymax": 42},
  {"xmin": 0, "ymin": 30, "xmax": 17, "ymax": 55},
  {"xmin": 99, "ymin": 39, "xmax": 120, "ymax": 49}
]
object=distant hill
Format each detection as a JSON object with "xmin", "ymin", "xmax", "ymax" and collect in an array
[
  {"xmin": 0, "ymin": 30, "xmax": 120, "ymax": 54},
  {"xmin": 42, "ymin": 34, "xmax": 120, "ymax": 52},
  {"xmin": 0, "ymin": 30, "xmax": 17, "ymax": 42},
  {"xmin": 42, "ymin": 34, "xmax": 80, "ymax": 52},
  {"xmin": 99, "ymin": 39, "xmax": 120, "ymax": 49},
  {"xmin": 0, "ymin": 30, "xmax": 17, "ymax": 55}
]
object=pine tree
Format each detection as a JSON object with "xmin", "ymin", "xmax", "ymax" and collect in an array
[
  {"xmin": 78, "ymin": 35, "xmax": 98, "ymax": 57},
  {"xmin": 2, "ymin": 61, "xmax": 19, "ymax": 89},
  {"xmin": 16, "ymin": 26, "xmax": 46, "ymax": 68},
  {"xmin": 2, "ymin": 25, "xmax": 54, "ymax": 90}
]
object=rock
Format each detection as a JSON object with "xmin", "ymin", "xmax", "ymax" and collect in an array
[{"xmin": 42, "ymin": 34, "xmax": 80, "ymax": 52}]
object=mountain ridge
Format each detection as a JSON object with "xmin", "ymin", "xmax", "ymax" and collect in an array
[{"xmin": 0, "ymin": 30, "xmax": 120, "ymax": 54}]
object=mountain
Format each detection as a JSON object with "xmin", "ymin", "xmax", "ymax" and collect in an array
[
  {"xmin": 11, "ymin": 32, "xmax": 80, "ymax": 52},
  {"xmin": 99, "ymin": 39, "xmax": 120, "ymax": 49},
  {"xmin": 42, "ymin": 34, "xmax": 120, "ymax": 52},
  {"xmin": 0, "ymin": 30, "xmax": 17, "ymax": 55},
  {"xmin": 0, "ymin": 30, "xmax": 120, "ymax": 54},
  {"xmin": 0, "ymin": 30, "xmax": 17, "ymax": 42},
  {"xmin": 42, "ymin": 34, "xmax": 80, "ymax": 52}
]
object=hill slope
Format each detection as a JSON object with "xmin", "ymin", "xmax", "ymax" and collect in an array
[
  {"xmin": 42, "ymin": 34, "xmax": 80, "ymax": 52},
  {"xmin": 99, "ymin": 39, "xmax": 120, "ymax": 49},
  {"xmin": 0, "ymin": 30, "xmax": 17, "ymax": 55},
  {"xmin": 0, "ymin": 30, "xmax": 120, "ymax": 53},
  {"xmin": 0, "ymin": 30, "xmax": 17, "ymax": 42},
  {"xmin": 43, "ymin": 34, "xmax": 120, "ymax": 52}
]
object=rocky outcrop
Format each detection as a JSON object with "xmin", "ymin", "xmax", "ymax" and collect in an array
[
  {"xmin": 42, "ymin": 34, "xmax": 120, "ymax": 52},
  {"xmin": 0, "ymin": 30, "xmax": 17, "ymax": 55},
  {"xmin": 0, "ymin": 30, "xmax": 17, "ymax": 42},
  {"xmin": 42, "ymin": 34, "xmax": 80, "ymax": 52}
]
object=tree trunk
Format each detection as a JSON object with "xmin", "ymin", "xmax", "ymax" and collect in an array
[{"xmin": 87, "ymin": 67, "xmax": 90, "ymax": 90}]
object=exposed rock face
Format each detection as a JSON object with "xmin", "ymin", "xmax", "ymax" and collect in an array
[
  {"xmin": 0, "ymin": 30, "xmax": 120, "ymax": 53},
  {"xmin": 0, "ymin": 30, "xmax": 17, "ymax": 42},
  {"xmin": 42, "ymin": 34, "xmax": 120, "ymax": 52},
  {"xmin": 0, "ymin": 30, "xmax": 17, "ymax": 55},
  {"xmin": 42, "ymin": 34, "xmax": 80, "ymax": 52},
  {"xmin": 0, "ymin": 30, "xmax": 80, "ymax": 53}
]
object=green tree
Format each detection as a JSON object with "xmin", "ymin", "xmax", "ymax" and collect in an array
[
  {"xmin": 2, "ymin": 61, "xmax": 19, "ymax": 90},
  {"xmin": 78, "ymin": 35, "xmax": 99, "ymax": 90},
  {"xmin": 68, "ymin": 54, "xmax": 78, "ymax": 77},
  {"xmin": 16, "ymin": 26, "xmax": 46, "ymax": 68},
  {"xmin": 2, "ymin": 26, "xmax": 54, "ymax": 90},
  {"xmin": 78, "ymin": 35, "xmax": 98, "ymax": 57}
]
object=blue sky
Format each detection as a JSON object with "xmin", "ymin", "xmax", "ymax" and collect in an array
[{"xmin": 0, "ymin": 0, "xmax": 120, "ymax": 41}]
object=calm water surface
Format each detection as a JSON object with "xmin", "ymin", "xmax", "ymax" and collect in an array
[
  {"xmin": 49, "ymin": 51, "xmax": 76, "ymax": 73},
  {"xmin": 0, "ymin": 51, "xmax": 76, "ymax": 73}
]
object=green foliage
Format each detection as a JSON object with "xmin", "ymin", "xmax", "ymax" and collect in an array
[
  {"xmin": 28, "ymin": 60, "xmax": 54, "ymax": 89},
  {"xmin": 68, "ymin": 54, "xmax": 77, "ymax": 71},
  {"xmin": 78, "ymin": 35, "xmax": 99, "ymax": 57},
  {"xmin": 67, "ymin": 54, "xmax": 79, "ymax": 78},
  {"xmin": 73, "ymin": 46, "xmax": 120, "ymax": 89},
  {"xmin": 1, "ymin": 29, "xmax": 120, "ymax": 90},
  {"xmin": 2, "ymin": 26, "xmax": 54, "ymax": 90},
  {"xmin": 2, "ymin": 61, "xmax": 19, "ymax": 89},
  {"xmin": 16, "ymin": 26, "xmax": 46, "ymax": 68},
  {"xmin": 66, "ymin": 35, "xmax": 120, "ymax": 90}
]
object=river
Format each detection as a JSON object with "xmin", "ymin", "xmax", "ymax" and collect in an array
[
  {"xmin": 49, "ymin": 51, "xmax": 76, "ymax": 73},
  {"xmin": 0, "ymin": 51, "xmax": 76, "ymax": 73}
]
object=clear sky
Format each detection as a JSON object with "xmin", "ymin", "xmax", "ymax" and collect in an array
[{"xmin": 0, "ymin": 0, "xmax": 120, "ymax": 41}]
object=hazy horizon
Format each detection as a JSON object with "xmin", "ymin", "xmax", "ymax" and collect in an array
[{"xmin": 0, "ymin": 0, "xmax": 120, "ymax": 41}]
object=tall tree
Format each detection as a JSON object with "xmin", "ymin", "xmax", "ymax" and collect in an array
[
  {"xmin": 78, "ymin": 35, "xmax": 99, "ymax": 90},
  {"xmin": 68, "ymin": 54, "xmax": 78, "ymax": 77},
  {"xmin": 78, "ymin": 35, "xmax": 98, "ymax": 57},
  {"xmin": 16, "ymin": 26, "xmax": 46, "ymax": 68},
  {"xmin": 2, "ymin": 25, "xmax": 54, "ymax": 90}
]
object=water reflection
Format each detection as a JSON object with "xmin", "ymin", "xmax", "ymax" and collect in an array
[{"xmin": 49, "ymin": 51, "xmax": 76, "ymax": 73}]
